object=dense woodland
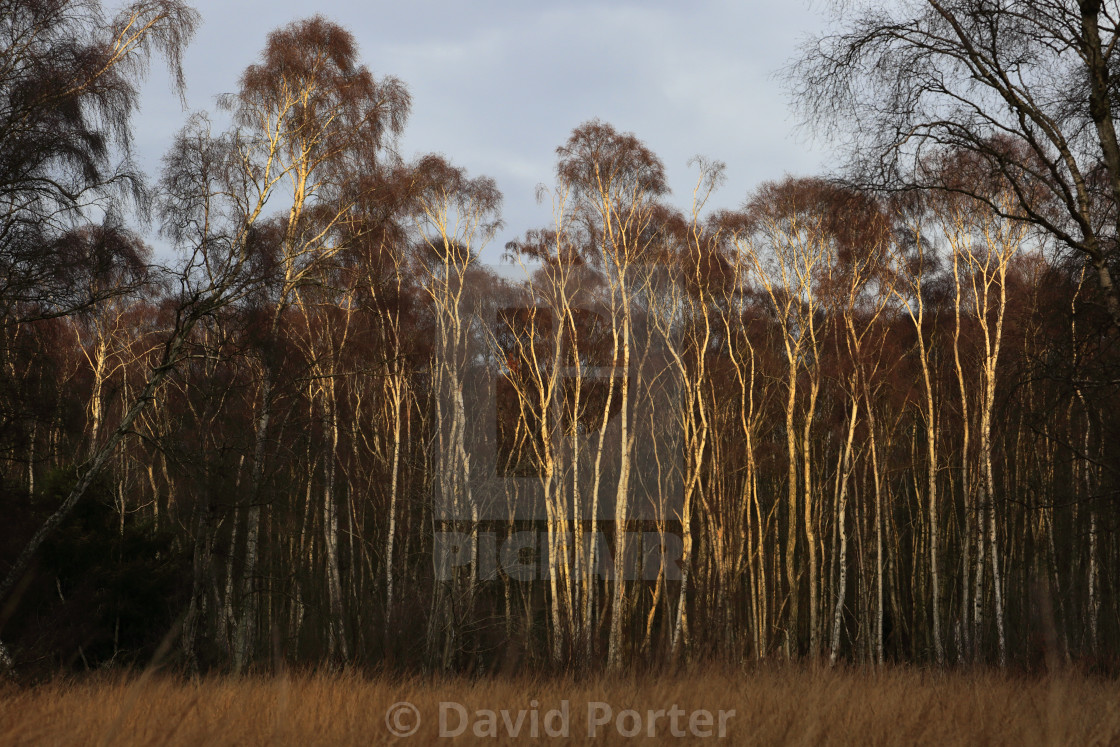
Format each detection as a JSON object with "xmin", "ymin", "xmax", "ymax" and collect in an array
[{"xmin": 1, "ymin": 1, "xmax": 1118, "ymax": 677}]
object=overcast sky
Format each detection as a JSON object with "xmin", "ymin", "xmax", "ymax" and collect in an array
[{"xmin": 134, "ymin": 0, "xmax": 833, "ymax": 265}]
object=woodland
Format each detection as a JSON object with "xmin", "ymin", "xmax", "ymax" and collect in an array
[{"xmin": 0, "ymin": 0, "xmax": 1118, "ymax": 680}]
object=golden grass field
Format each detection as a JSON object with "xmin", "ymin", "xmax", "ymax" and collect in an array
[{"xmin": 1, "ymin": 666, "xmax": 1118, "ymax": 745}]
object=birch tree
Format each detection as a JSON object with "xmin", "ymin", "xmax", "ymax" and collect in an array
[{"xmin": 217, "ymin": 15, "xmax": 410, "ymax": 671}]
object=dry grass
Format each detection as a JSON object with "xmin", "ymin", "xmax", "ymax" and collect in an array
[{"xmin": 0, "ymin": 665, "xmax": 1118, "ymax": 745}]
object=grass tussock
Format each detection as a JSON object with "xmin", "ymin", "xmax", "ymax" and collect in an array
[{"xmin": 0, "ymin": 666, "xmax": 1118, "ymax": 745}]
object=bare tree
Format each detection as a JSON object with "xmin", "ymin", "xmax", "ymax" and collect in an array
[
  {"xmin": 0, "ymin": 0, "xmax": 197, "ymax": 319},
  {"xmin": 0, "ymin": 0, "xmax": 197, "ymax": 676},
  {"xmin": 411, "ymin": 154, "xmax": 501, "ymax": 671},
  {"xmin": 216, "ymin": 15, "xmax": 410, "ymax": 671},
  {"xmin": 791, "ymin": 0, "xmax": 1120, "ymax": 331}
]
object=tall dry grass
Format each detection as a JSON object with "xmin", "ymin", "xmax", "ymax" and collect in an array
[{"xmin": 0, "ymin": 665, "xmax": 1117, "ymax": 745}]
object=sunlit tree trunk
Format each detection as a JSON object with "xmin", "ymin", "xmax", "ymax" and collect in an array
[{"xmin": 890, "ymin": 218, "xmax": 944, "ymax": 664}]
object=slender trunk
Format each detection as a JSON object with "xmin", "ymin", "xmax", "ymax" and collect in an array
[
  {"xmin": 830, "ymin": 398, "xmax": 858, "ymax": 664},
  {"xmin": 784, "ymin": 353, "xmax": 799, "ymax": 658},
  {"xmin": 608, "ymin": 312, "xmax": 632, "ymax": 670},
  {"xmin": 384, "ymin": 369, "xmax": 404, "ymax": 642},
  {"xmin": 922, "ymin": 349, "xmax": 945, "ymax": 665},
  {"xmin": 803, "ymin": 374, "xmax": 821, "ymax": 660},
  {"xmin": 233, "ymin": 372, "xmax": 272, "ymax": 673},
  {"xmin": 1080, "ymin": 1, "xmax": 1120, "ymax": 331},
  {"xmin": 323, "ymin": 378, "xmax": 348, "ymax": 662}
]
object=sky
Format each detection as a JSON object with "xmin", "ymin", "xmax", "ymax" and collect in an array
[{"xmin": 133, "ymin": 0, "xmax": 833, "ymax": 266}]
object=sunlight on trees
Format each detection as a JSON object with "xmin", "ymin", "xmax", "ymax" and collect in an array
[{"xmin": 0, "ymin": 2, "xmax": 1118, "ymax": 679}]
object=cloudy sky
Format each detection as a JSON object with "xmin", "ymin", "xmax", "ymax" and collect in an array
[{"xmin": 134, "ymin": 0, "xmax": 833, "ymax": 264}]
